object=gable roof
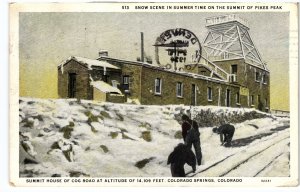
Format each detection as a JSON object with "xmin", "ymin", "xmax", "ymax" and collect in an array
[{"xmin": 58, "ymin": 56, "xmax": 120, "ymax": 70}]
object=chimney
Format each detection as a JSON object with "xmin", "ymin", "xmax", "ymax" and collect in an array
[
  {"xmin": 141, "ymin": 32, "xmax": 144, "ymax": 62},
  {"xmin": 99, "ymin": 50, "xmax": 108, "ymax": 57}
]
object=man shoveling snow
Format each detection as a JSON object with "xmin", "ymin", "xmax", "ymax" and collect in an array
[{"xmin": 212, "ymin": 124, "xmax": 235, "ymax": 147}]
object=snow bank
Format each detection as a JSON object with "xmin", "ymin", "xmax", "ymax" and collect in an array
[{"xmin": 19, "ymin": 97, "xmax": 290, "ymax": 177}]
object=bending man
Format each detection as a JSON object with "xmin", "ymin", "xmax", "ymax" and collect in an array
[{"xmin": 212, "ymin": 124, "xmax": 235, "ymax": 147}]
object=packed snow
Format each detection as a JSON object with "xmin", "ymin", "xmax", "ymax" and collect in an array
[{"xmin": 19, "ymin": 98, "xmax": 290, "ymax": 177}]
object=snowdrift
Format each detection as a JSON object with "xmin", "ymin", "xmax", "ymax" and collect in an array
[{"xmin": 19, "ymin": 98, "xmax": 290, "ymax": 177}]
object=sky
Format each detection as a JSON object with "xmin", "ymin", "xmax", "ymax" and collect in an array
[{"xmin": 19, "ymin": 11, "xmax": 289, "ymax": 111}]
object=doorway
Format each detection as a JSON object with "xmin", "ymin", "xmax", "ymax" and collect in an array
[
  {"xmin": 226, "ymin": 89, "xmax": 231, "ymax": 107},
  {"xmin": 68, "ymin": 73, "xmax": 76, "ymax": 98},
  {"xmin": 191, "ymin": 84, "xmax": 196, "ymax": 106}
]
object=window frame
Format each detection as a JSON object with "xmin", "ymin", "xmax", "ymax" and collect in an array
[
  {"xmin": 255, "ymin": 70, "xmax": 260, "ymax": 82},
  {"xmin": 263, "ymin": 74, "xmax": 268, "ymax": 84},
  {"xmin": 176, "ymin": 82, "xmax": 183, "ymax": 98},
  {"xmin": 154, "ymin": 78, "xmax": 162, "ymax": 95},
  {"xmin": 123, "ymin": 75, "xmax": 130, "ymax": 85},
  {"xmin": 207, "ymin": 87, "xmax": 213, "ymax": 101}
]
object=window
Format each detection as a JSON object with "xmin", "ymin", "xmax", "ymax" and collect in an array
[
  {"xmin": 224, "ymin": 52, "xmax": 229, "ymax": 59},
  {"xmin": 155, "ymin": 78, "xmax": 162, "ymax": 95},
  {"xmin": 123, "ymin": 76, "xmax": 129, "ymax": 84},
  {"xmin": 231, "ymin": 65, "xmax": 237, "ymax": 74},
  {"xmin": 236, "ymin": 92, "xmax": 240, "ymax": 104},
  {"xmin": 230, "ymin": 65, "xmax": 238, "ymax": 82},
  {"xmin": 123, "ymin": 76, "xmax": 130, "ymax": 90},
  {"xmin": 265, "ymin": 98, "xmax": 268, "ymax": 108},
  {"xmin": 263, "ymin": 74, "xmax": 268, "ymax": 84},
  {"xmin": 176, "ymin": 82, "xmax": 183, "ymax": 97},
  {"xmin": 255, "ymin": 71, "xmax": 260, "ymax": 82},
  {"xmin": 207, "ymin": 87, "xmax": 212, "ymax": 101},
  {"xmin": 250, "ymin": 95, "xmax": 255, "ymax": 106}
]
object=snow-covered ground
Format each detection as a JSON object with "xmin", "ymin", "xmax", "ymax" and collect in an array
[{"xmin": 19, "ymin": 98, "xmax": 290, "ymax": 177}]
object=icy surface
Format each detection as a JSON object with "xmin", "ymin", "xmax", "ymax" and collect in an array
[{"xmin": 19, "ymin": 97, "xmax": 290, "ymax": 177}]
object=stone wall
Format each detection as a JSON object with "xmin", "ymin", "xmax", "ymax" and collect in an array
[
  {"xmin": 107, "ymin": 94, "xmax": 125, "ymax": 103},
  {"xmin": 58, "ymin": 60, "xmax": 92, "ymax": 99},
  {"xmin": 140, "ymin": 66, "xmax": 241, "ymax": 107},
  {"xmin": 214, "ymin": 59, "xmax": 270, "ymax": 112},
  {"xmin": 98, "ymin": 59, "xmax": 143, "ymax": 102}
]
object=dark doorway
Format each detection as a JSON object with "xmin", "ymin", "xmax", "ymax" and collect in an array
[
  {"xmin": 103, "ymin": 75, "xmax": 109, "ymax": 83},
  {"xmin": 258, "ymin": 95, "xmax": 263, "ymax": 111},
  {"xmin": 226, "ymin": 89, "xmax": 231, "ymax": 107},
  {"xmin": 191, "ymin": 84, "xmax": 196, "ymax": 106},
  {"xmin": 68, "ymin": 73, "xmax": 76, "ymax": 98}
]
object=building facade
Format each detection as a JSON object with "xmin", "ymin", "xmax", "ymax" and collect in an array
[{"xmin": 57, "ymin": 15, "xmax": 270, "ymax": 112}]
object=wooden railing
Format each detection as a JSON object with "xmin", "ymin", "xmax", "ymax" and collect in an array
[
  {"xmin": 200, "ymin": 57, "xmax": 229, "ymax": 80},
  {"xmin": 205, "ymin": 14, "xmax": 249, "ymax": 28}
]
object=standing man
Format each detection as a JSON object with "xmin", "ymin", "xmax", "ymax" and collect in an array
[
  {"xmin": 181, "ymin": 114, "xmax": 202, "ymax": 165},
  {"xmin": 212, "ymin": 124, "xmax": 235, "ymax": 147}
]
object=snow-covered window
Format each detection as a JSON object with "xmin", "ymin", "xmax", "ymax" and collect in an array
[
  {"xmin": 236, "ymin": 92, "xmax": 240, "ymax": 104},
  {"xmin": 155, "ymin": 78, "xmax": 162, "ymax": 95},
  {"xmin": 207, "ymin": 87, "xmax": 212, "ymax": 101},
  {"xmin": 176, "ymin": 82, "xmax": 183, "ymax": 98}
]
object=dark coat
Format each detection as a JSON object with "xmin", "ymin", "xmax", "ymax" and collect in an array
[
  {"xmin": 182, "ymin": 120, "xmax": 199, "ymax": 141},
  {"xmin": 217, "ymin": 124, "xmax": 235, "ymax": 134},
  {"xmin": 167, "ymin": 143, "xmax": 196, "ymax": 177},
  {"xmin": 217, "ymin": 124, "xmax": 235, "ymax": 144}
]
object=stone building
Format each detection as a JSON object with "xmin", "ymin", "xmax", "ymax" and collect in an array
[{"xmin": 57, "ymin": 15, "xmax": 270, "ymax": 112}]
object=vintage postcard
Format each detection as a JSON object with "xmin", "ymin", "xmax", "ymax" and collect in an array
[{"xmin": 10, "ymin": 2, "xmax": 298, "ymax": 187}]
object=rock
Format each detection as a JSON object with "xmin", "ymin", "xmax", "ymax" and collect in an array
[
  {"xmin": 21, "ymin": 141, "xmax": 37, "ymax": 156},
  {"xmin": 141, "ymin": 131, "xmax": 152, "ymax": 142},
  {"xmin": 90, "ymin": 122, "xmax": 104, "ymax": 132},
  {"xmin": 135, "ymin": 157, "xmax": 155, "ymax": 169},
  {"xmin": 19, "ymin": 143, "xmax": 39, "ymax": 164},
  {"xmin": 69, "ymin": 171, "xmax": 89, "ymax": 177},
  {"xmin": 174, "ymin": 131, "xmax": 183, "ymax": 139},
  {"xmin": 51, "ymin": 174, "xmax": 61, "ymax": 177},
  {"xmin": 100, "ymin": 145, "xmax": 109, "ymax": 153}
]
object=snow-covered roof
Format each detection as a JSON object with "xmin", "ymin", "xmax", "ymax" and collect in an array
[
  {"xmin": 91, "ymin": 81, "xmax": 122, "ymax": 94},
  {"xmin": 58, "ymin": 56, "xmax": 120, "ymax": 70},
  {"xmin": 98, "ymin": 57, "xmax": 232, "ymax": 85}
]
